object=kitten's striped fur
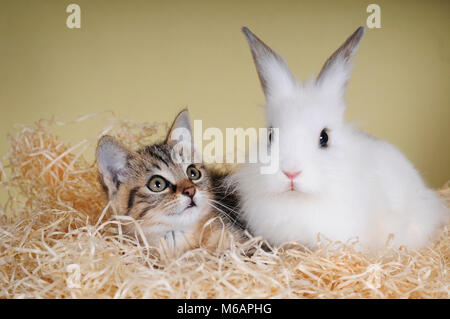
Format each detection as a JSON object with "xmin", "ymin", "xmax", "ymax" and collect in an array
[{"xmin": 96, "ymin": 110, "xmax": 243, "ymax": 255}]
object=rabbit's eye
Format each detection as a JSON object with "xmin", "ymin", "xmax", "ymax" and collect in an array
[
  {"xmin": 319, "ymin": 128, "xmax": 329, "ymax": 148},
  {"xmin": 268, "ymin": 127, "xmax": 273, "ymax": 144}
]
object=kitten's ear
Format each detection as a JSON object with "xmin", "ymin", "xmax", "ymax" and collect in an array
[
  {"xmin": 165, "ymin": 109, "xmax": 192, "ymax": 146},
  {"xmin": 242, "ymin": 26, "xmax": 297, "ymax": 101},
  {"xmin": 96, "ymin": 135, "xmax": 134, "ymax": 197},
  {"xmin": 316, "ymin": 26, "xmax": 365, "ymax": 95}
]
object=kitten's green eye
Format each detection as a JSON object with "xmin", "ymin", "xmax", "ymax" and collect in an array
[
  {"xmin": 186, "ymin": 165, "xmax": 201, "ymax": 181},
  {"xmin": 147, "ymin": 175, "xmax": 168, "ymax": 192}
]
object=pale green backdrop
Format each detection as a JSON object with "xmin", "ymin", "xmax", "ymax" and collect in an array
[{"xmin": 0, "ymin": 0, "xmax": 449, "ymax": 194}]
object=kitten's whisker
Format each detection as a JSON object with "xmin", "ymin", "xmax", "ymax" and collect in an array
[
  {"xmin": 162, "ymin": 202, "xmax": 180, "ymax": 214},
  {"xmin": 158, "ymin": 199, "xmax": 183, "ymax": 213},
  {"xmin": 208, "ymin": 199, "xmax": 240, "ymax": 215},
  {"xmin": 136, "ymin": 200, "xmax": 179, "ymax": 219},
  {"xmin": 160, "ymin": 200, "xmax": 178, "ymax": 210},
  {"xmin": 209, "ymin": 185, "xmax": 239, "ymax": 202},
  {"xmin": 206, "ymin": 202, "xmax": 237, "ymax": 227}
]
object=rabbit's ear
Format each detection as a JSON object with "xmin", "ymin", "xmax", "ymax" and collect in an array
[
  {"xmin": 242, "ymin": 27, "xmax": 297, "ymax": 100},
  {"xmin": 166, "ymin": 109, "xmax": 192, "ymax": 145},
  {"xmin": 316, "ymin": 26, "xmax": 365, "ymax": 94},
  {"xmin": 96, "ymin": 135, "xmax": 134, "ymax": 197}
]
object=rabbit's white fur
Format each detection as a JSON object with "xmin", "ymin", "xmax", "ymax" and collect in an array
[{"xmin": 231, "ymin": 27, "xmax": 448, "ymax": 251}]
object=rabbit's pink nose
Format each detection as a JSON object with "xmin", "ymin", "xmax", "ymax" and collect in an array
[{"xmin": 283, "ymin": 170, "xmax": 301, "ymax": 180}]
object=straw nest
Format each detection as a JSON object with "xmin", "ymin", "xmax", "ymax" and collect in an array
[{"xmin": 0, "ymin": 115, "xmax": 448, "ymax": 299}]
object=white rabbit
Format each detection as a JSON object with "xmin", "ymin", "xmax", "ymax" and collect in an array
[{"xmin": 230, "ymin": 26, "xmax": 448, "ymax": 251}]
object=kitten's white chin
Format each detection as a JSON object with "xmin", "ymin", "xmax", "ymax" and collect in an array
[{"xmin": 169, "ymin": 201, "xmax": 208, "ymax": 229}]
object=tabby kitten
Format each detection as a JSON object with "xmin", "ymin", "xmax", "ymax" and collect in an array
[{"xmin": 96, "ymin": 110, "xmax": 242, "ymax": 255}]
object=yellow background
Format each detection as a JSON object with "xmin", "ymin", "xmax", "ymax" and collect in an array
[{"xmin": 0, "ymin": 0, "xmax": 449, "ymax": 189}]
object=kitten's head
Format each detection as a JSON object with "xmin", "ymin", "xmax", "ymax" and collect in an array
[{"xmin": 96, "ymin": 110, "xmax": 213, "ymax": 233}]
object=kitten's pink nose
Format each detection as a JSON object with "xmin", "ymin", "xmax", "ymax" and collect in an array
[
  {"xmin": 283, "ymin": 170, "xmax": 301, "ymax": 180},
  {"xmin": 182, "ymin": 186, "xmax": 196, "ymax": 198}
]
